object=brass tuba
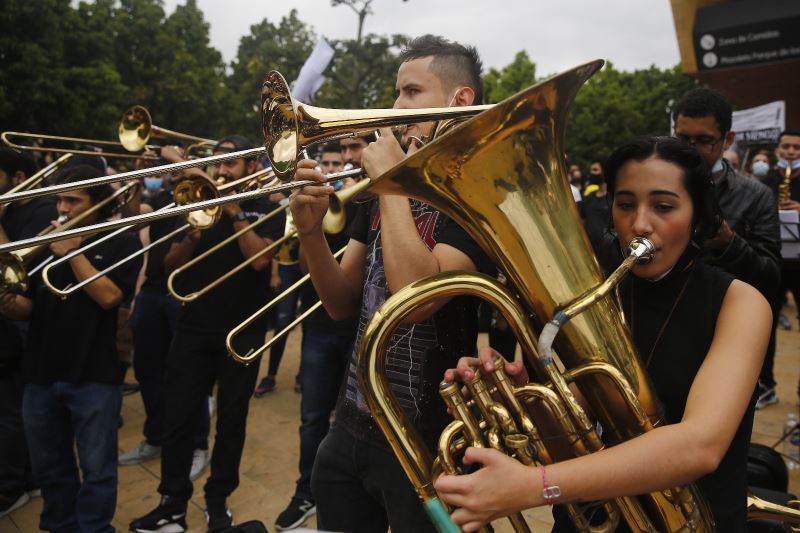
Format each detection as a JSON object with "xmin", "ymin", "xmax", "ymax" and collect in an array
[{"xmin": 354, "ymin": 59, "xmax": 719, "ymax": 532}]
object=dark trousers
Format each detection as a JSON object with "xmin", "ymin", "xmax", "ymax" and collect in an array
[
  {"xmin": 158, "ymin": 330, "xmax": 261, "ymax": 505},
  {"xmin": 294, "ymin": 330, "xmax": 351, "ymax": 501},
  {"xmin": 0, "ymin": 370, "xmax": 31, "ymax": 499},
  {"xmin": 130, "ymin": 288, "xmax": 209, "ymax": 448},
  {"xmin": 23, "ymin": 382, "xmax": 121, "ymax": 533},
  {"xmin": 267, "ymin": 263, "xmax": 302, "ymax": 376},
  {"xmin": 311, "ymin": 426, "xmax": 438, "ymax": 533}
]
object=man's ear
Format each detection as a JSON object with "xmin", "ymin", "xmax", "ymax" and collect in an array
[
  {"xmin": 12, "ymin": 170, "xmax": 27, "ymax": 187},
  {"xmin": 246, "ymin": 160, "xmax": 259, "ymax": 175},
  {"xmin": 722, "ymin": 130, "xmax": 736, "ymax": 151},
  {"xmin": 451, "ymin": 86, "xmax": 476, "ymax": 107}
]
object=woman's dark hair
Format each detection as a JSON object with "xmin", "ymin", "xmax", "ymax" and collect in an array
[
  {"xmin": 55, "ymin": 164, "xmax": 117, "ymax": 220},
  {"xmin": 604, "ymin": 136, "xmax": 722, "ymax": 242}
]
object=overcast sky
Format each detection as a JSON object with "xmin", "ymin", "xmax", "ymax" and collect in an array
[{"xmin": 162, "ymin": 0, "xmax": 682, "ymax": 75}]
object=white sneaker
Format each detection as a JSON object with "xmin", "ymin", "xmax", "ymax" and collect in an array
[
  {"xmin": 119, "ymin": 441, "xmax": 161, "ymax": 465},
  {"xmin": 190, "ymin": 448, "xmax": 210, "ymax": 481},
  {"xmin": 0, "ymin": 492, "xmax": 30, "ymax": 519}
]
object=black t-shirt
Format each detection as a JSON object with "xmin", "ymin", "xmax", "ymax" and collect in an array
[
  {"xmin": 0, "ymin": 196, "xmax": 58, "ymax": 375},
  {"xmin": 1, "ymin": 196, "xmax": 57, "ymax": 242},
  {"xmin": 142, "ymin": 189, "xmax": 181, "ymax": 292},
  {"xmin": 553, "ymin": 248, "xmax": 750, "ymax": 532},
  {"xmin": 173, "ymin": 197, "xmax": 285, "ymax": 335},
  {"xmin": 334, "ymin": 198, "xmax": 496, "ymax": 451},
  {"xmin": 23, "ymin": 230, "xmax": 142, "ymax": 385}
]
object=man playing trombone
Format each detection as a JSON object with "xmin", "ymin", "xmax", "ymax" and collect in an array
[
  {"xmin": 130, "ymin": 135, "xmax": 285, "ymax": 533},
  {"xmin": 291, "ymin": 35, "xmax": 495, "ymax": 532},
  {"xmin": 1, "ymin": 164, "xmax": 142, "ymax": 533}
]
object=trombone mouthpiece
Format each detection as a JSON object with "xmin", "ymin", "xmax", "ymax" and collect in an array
[{"xmin": 628, "ymin": 237, "xmax": 655, "ymax": 264}]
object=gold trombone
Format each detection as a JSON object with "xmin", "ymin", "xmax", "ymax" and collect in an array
[
  {"xmin": 118, "ymin": 105, "xmax": 215, "ymax": 153},
  {"xmin": 0, "ymin": 153, "xmax": 74, "ymax": 200},
  {"xmin": 1, "ymin": 131, "xmax": 159, "ymax": 161},
  {"xmin": 226, "ymin": 246, "xmax": 347, "ymax": 364},
  {"xmin": 261, "ymin": 70, "xmax": 492, "ymax": 179},
  {"xmin": 40, "ymin": 168, "xmax": 276, "ymax": 299},
  {"xmin": 0, "ymin": 181, "xmax": 140, "ymax": 295}
]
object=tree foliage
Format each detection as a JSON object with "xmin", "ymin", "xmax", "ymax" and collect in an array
[{"xmin": 0, "ymin": 0, "xmax": 698, "ymax": 168}]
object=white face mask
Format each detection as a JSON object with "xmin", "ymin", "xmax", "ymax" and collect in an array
[
  {"xmin": 712, "ymin": 158, "xmax": 725, "ymax": 174},
  {"xmin": 752, "ymin": 160, "xmax": 770, "ymax": 177},
  {"xmin": 777, "ymin": 159, "xmax": 800, "ymax": 171}
]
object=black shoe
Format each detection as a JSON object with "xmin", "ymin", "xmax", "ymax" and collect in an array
[
  {"xmin": 275, "ymin": 497, "xmax": 315, "ymax": 531},
  {"xmin": 130, "ymin": 495, "xmax": 188, "ymax": 533},
  {"xmin": 205, "ymin": 501, "xmax": 233, "ymax": 533},
  {"xmin": 755, "ymin": 382, "xmax": 778, "ymax": 409}
]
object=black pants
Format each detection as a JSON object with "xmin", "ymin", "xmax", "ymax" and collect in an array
[
  {"xmin": 0, "ymin": 369, "xmax": 32, "ymax": 499},
  {"xmin": 311, "ymin": 426, "xmax": 438, "ymax": 533},
  {"xmin": 131, "ymin": 288, "xmax": 209, "ymax": 448},
  {"xmin": 158, "ymin": 330, "xmax": 261, "ymax": 505}
]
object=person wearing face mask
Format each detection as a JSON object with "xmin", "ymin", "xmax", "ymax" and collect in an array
[
  {"xmin": 764, "ymin": 130, "xmax": 800, "ymax": 350},
  {"xmin": 130, "ymin": 135, "xmax": 285, "ymax": 533},
  {"xmin": 581, "ymin": 160, "xmax": 610, "ymax": 253},
  {"xmin": 118, "ymin": 147, "xmax": 212, "ymax": 484},
  {"xmin": 673, "ymin": 88, "xmax": 781, "ymax": 410},
  {"xmin": 748, "ymin": 150, "xmax": 772, "ymax": 181}
]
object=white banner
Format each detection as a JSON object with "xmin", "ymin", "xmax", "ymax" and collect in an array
[
  {"xmin": 291, "ymin": 37, "xmax": 335, "ymax": 104},
  {"xmin": 732, "ymin": 100, "xmax": 786, "ymax": 144}
]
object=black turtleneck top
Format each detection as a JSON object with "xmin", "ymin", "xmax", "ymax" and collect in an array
[{"xmin": 553, "ymin": 246, "xmax": 754, "ymax": 532}]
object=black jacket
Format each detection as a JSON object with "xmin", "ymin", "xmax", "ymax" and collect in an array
[{"xmin": 705, "ymin": 161, "xmax": 781, "ymax": 300}]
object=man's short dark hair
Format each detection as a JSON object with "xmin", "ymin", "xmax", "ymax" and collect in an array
[
  {"xmin": 400, "ymin": 34, "xmax": 484, "ymax": 104},
  {"xmin": 57, "ymin": 164, "xmax": 116, "ymax": 220},
  {"xmin": 779, "ymin": 129, "xmax": 800, "ymax": 143},
  {"xmin": 672, "ymin": 88, "xmax": 732, "ymax": 135},
  {"xmin": 321, "ymin": 141, "xmax": 341, "ymax": 155},
  {"xmin": 0, "ymin": 148, "xmax": 37, "ymax": 178},
  {"xmin": 215, "ymin": 134, "xmax": 257, "ymax": 162}
]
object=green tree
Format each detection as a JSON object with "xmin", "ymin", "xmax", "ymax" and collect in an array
[
  {"xmin": 566, "ymin": 63, "xmax": 697, "ymax": 168},
  {"xmin": 0, "ymin": 0, "xmax": 128, "ymax": 138},
  {"xmin": 483, "ymin": 50, "xmax": 537, "ymax": 104},
  {"xmin": 227, "ymin": 9, "xmax": 316, "ymax": 135}
]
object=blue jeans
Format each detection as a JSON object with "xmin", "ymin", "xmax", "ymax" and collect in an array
[
  {"xmin": 23, "ymin": 382, "xmax": 121, "ymax": 533},
  {"xmin": 295, "ymin": 330, "xmax": 352, "ymax": 501},
  {"xmin": 267, "ymin": 263, "xmax": 302, "ymax": 376}
]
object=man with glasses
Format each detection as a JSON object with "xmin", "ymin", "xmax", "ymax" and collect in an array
[{"xmin": 673, "ymin": 88, "xmax": 781, "ymax": 408}]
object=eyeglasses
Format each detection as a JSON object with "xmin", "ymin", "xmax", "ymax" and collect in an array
[{"xmin": 675, "ymin": 134, "xmax": 722, "ymax": 150}]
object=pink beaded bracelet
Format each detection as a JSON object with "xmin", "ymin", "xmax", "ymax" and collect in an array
[{"xmin": 540, "ymin": 465, "xmax": 562, "ymax": 505}]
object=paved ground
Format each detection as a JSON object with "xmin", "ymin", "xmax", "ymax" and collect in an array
[{"xmin": 4, "ymin": 316, "xmax": 799, "ymax": 532}]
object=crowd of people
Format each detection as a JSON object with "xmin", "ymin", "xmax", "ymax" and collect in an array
[{"xmin": 0, "ymin": 32, "xmax": 798, "ymax": 533}]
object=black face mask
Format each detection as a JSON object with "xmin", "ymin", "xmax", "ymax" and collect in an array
[{"xmin": 588, "ymin": 172, "xmax": 603, "ymax": 185}]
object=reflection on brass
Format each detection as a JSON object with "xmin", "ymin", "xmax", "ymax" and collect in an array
[{"xmin": 354, "ymin": 60, "xmax": 722, "ymax": 532}]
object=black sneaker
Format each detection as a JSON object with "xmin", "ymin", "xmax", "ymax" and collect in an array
[
  {"xmin": 755, "ymin": 382, "xmax": 778, "ymax": 410},
  {"xmin": 129, "ymin": 495, "xmax": 188, "ymax": 533},
  {"xmin": 275, "ymin": 497, "xmax": 315, "ymax": 531},
  {"xmin": 205, "ymin": 502, "xmax": 233, "ymax": 533}
]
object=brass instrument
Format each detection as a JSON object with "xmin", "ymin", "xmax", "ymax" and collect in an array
[
  {"xmin": 118, "ymin": 105, "xmax": 215, "ymax": 153},
  {"xmin": 227, "ymin": 246, "xmax": 347, "ymax": 365},
  {"xmin": 350, "ymin": 59, "xmax": 723, "ymax": 532},
  {"xmin": 0, "ymin": 181, "xmax": 140, "ymax": 295},
  {"xmin": 0, "ymin": 153, "xmax": 73, "ymax": 199},
  {"xmin": 778, "ymin": 160, "xmax": 795, "ymax": 205},
  {"xmin": 261, "ymin": 70, "xmax": 493, "ymax": 179},
  {"xmin": 1, "ymin": 131, "xmax": 158, "ymax": 161},
  {"xmin": 274, "ymin": 210, "xmax": 300, "ymax": 265},
  {"xmin": 41, "ymin": 168, "xmax": 277, "ymax": 299}
]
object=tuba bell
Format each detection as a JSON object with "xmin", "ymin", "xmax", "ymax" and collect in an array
[{"xmin": 354, "ymin": 59, "xmax": 719, "ymax": 532}]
